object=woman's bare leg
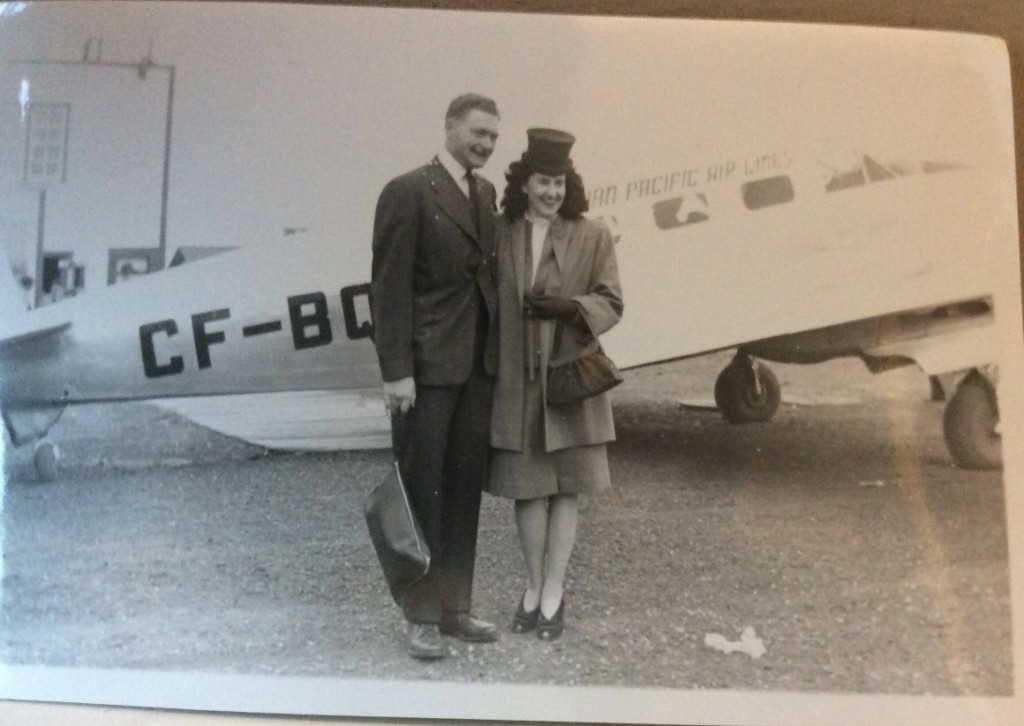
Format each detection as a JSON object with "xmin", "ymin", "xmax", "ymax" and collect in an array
[
  {"xmin": 514, "ymin": 497, "xmax": 548, "ymax": 612},
  {"xmin": 540, "ymin": 493, "xmax": 579, "ymax": 617}
]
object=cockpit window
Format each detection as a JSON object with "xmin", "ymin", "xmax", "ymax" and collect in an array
[
  {"xmin": 863, "ymin": 155, "xmax": 895, "ymax": 182},
  {"xmin": 825, "ymin": 154, "xmax": 907, "ymax": 192},
  {"xmin": 825, "ymin": 168, "xmax": 866, "ymax": 192}
]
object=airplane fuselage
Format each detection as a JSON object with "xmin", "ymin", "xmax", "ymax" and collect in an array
[{"xmin": 1, "ymin": 242, "xmax": 379, "ymax": 407}]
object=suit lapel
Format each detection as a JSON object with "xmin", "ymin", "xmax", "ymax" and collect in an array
[
  {"xmin": 478, "ymin": 181, "xmax": 496, "ymax": 254},
  {"xmin": 428, "ymin": 157, "xmax": 478, "ymax": 243}
]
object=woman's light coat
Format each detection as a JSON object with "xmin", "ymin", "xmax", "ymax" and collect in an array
[{"xmin": 490, "ymin": 214, "xmax": 624, "ymax": 453}]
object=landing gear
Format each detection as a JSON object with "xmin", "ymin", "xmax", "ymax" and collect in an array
[
  {"xmin": 714, "ymin": 353, "xmax": 781, "ymax": 423},
  {"xmin": 943, "ymin": 370, "xmax": 1001, "ymax": 470},
  {"xmin": 33, "ymin": 440, "xmax": 61, "ymax": 482}
]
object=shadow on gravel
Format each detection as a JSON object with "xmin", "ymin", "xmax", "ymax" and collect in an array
[{"xmin": 609, "ymin": 396, "xmax": 955, "ymax": 485}]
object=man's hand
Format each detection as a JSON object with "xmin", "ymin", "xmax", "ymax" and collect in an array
[
  {"xmin": 525, "ymin": 293, "xmax": 580, "ymax": 322},
  {"xmin": 383, "ymin": 376, "xmax": 416, "ymax": 414}
]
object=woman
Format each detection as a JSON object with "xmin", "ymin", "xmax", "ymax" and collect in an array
[{"xmin": 487, "ymin": 128, "xmax": 623, "ymax": 640}]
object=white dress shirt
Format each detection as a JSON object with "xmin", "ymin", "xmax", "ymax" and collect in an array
[{"xmin": 438, "ymin": 147, "xmax": 472, "ymax": 198}]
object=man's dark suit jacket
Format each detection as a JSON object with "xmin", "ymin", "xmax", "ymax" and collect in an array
[{"xmin": 371, "ymin": 157, "xmax": 499, "ymax": 385}]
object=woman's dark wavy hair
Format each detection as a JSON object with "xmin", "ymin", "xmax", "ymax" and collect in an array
[{"xmin": 500, "ymin": 160, "xmax": 589, "ymax": 221}]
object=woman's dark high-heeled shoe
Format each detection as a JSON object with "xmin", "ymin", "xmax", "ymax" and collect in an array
[
  {"xmin": 536, "ymin": 599, "xmax": 564, "ymax": 641},
  {"xmin": 511, "ymin": 591, "xmax": 540, "ymax": 633}
]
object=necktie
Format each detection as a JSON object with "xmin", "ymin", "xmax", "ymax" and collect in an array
[{"xmin": 466, "ymin": 168, "xmax": 480, "ymax": 234}]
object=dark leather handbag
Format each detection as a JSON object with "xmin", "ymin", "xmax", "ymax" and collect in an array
[
  {"xmin": 363, "ymin": 460, "xmax": 430, "ymax": 603},
  {"xmin": 546, "ymin": 323, "xmax": 623, "ymax": 406}
]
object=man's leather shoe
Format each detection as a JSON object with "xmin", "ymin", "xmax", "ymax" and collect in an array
[
  {"xmin": 439, "ymin": 613, "xmax": 499, "ymax": 643},
  {"xmin": 407, "ymin": 624, "xmax": 446, "ymax": 660}
]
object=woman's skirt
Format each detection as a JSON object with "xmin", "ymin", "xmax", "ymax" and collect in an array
[{"xmin": 487, "ymin": 378, "xmax": 611, "ymax": 500}]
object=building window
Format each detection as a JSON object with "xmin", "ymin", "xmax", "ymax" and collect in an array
[{"xmin": 24, "ymin": 103, "xmax": 70, "ymax": 184}]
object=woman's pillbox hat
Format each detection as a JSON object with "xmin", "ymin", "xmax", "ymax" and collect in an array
[{"xmin": 522, "ymin": 128, "xmax": 575, "ymax": 175}]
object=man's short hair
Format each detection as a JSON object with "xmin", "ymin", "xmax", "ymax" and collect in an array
[{"xmin": 446, "ymin": 93, "xmax": 499, "ymax": 122}]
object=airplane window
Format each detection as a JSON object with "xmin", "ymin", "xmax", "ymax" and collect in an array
[
  {"xmin": 742, "ymin": 176, "xmax": 794, "ymax": 210},
  {"xmin": 922, "ymin": 161, "xmax": 961, "ymax": 174},
  {"xmin": 652, "ymin": 195, "xmax": 710, "ymax": 230}
]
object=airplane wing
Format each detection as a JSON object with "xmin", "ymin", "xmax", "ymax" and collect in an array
[
  {"xmin": 152, "ymin": 390, "xmax": 391, "ymax": 451},
  {"xmin": 0, "ymin": 321, "xmax": 71, "ymax": 350}
]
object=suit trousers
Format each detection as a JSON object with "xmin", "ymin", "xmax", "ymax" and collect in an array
[{"xmin": 392, "ymin": 363, "xmax": 494, "ymax": 624}]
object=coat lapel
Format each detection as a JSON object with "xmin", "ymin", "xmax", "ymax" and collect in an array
[
  {"xmin": 547, "ymin": 216, "xmax": 572, "ymax": 293},
  {"xmin": 511, "ymin": 217, "xmax": 527, "ymax": 303},
  {"xmin": 428, "ymin": 157, "xmax": 478, "ymax": 242}
]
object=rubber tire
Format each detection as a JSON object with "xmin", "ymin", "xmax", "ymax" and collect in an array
[
  {"xmin": 714, "ymin": 359, "xmax": 781, "ymax": 424},
  {"xmin": 34, "ymin": 442, "xmax": 60, "ymax": 482},
  {"xmin": 943, "ymin": 372, "xmax": 1001, "ymax": 470}
]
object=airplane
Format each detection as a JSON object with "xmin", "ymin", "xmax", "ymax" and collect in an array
[
  {"xmin": 0, "ymin": 145, "xmax": 1006, "ymax": 480},
  {"xmin": 595, "ymin": 148, "xmax": 1005, "ymax": 471},
  {"xmin": 0, "ymin": 5, "xmax": 1016, "ymax": 481}
]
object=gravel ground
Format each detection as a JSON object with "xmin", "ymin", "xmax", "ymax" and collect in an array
[{"xmin": 0, "ymin": 353, "xmax": 1012, "ymax": 696}]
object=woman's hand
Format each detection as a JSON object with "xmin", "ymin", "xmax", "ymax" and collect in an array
[{"xmin": 525, "ymin": 293, "xmax": 581, "ymax": 323}]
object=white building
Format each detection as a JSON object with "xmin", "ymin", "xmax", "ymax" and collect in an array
[{"xmin": 0, "ymin": 41, "xmax": 172, "ymax": 306}]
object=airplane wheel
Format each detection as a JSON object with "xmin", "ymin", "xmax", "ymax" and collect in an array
[
  {"xmin": 943, "ymin": 371, "xmax": 1001, "ymax": 470},
  {"xmin": 714, "ymin": 356, "xmax": 781, "ymax": 424},
  {"xmin": 34, "ymin": 441, "xmax": 61, "ymax": 482}
]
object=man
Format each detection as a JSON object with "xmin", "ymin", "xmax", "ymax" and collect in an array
[{"xmin": 370, "ymin": 93, "xmax": 500, "ymax": 660}]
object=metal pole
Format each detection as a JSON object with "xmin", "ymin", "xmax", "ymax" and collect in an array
[
  {"xmin": 157, "ymin": 65, "xmax": 175, "ymax": 271},
  {"xmin": 34, "ymin": 188, "xmax": 45, "ymax": 308}
]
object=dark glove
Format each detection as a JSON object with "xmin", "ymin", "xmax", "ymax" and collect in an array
[{"xmin": 525, "ymin": 293, "xmax": 581, "ymax": 323}]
